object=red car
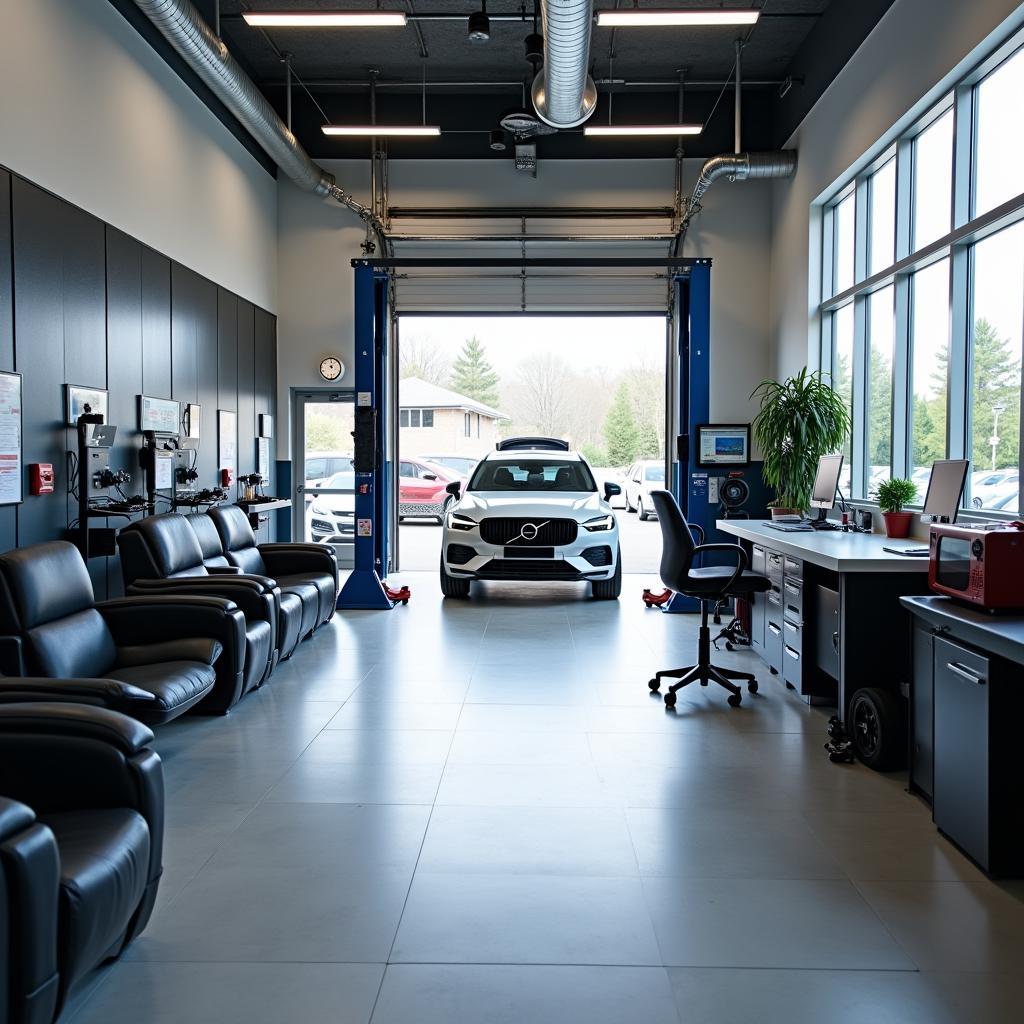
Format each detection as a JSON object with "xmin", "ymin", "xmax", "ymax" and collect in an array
[{"xmin": 399, "ymin": 458, "xmax": 467, "ymax": 523}]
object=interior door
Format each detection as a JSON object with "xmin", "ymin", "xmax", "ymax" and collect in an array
[{"xmin": 293, "ymin": 391, "xmax": 356, "ymax": 567}]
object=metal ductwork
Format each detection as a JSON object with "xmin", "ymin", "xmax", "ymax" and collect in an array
[
  {"xmin": 532, "ymin": 0, "xmax": 598, "ymax": 129},
  {"xmin": 130, "ymin": 0, "xmax": 379, "ymax": 229}
]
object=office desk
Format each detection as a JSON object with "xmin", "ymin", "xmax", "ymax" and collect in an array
[{"xmin": 716, "ymin": 521, "xmax": 932, "ymax": 732}]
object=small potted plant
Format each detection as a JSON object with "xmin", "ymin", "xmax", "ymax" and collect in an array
[{"xmin": 874, "ymin": 478, "xmax": 917, "ymax": 538}]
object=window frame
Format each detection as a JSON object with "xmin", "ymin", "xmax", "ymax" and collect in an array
[{"xmin": 816, "ymin": 27, "xmax": 1024, "ymax": 518}]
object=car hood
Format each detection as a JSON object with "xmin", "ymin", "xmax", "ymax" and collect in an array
[
  {"xmin": 456, "ymin": 491, "xmax": 611, "ymax": 520},
  {"xmin": 308, "ymin": 493, "xmax": 355, "ymax": 512}
]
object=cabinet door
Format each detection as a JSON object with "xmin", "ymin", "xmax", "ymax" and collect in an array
[
  {"xmin": 910, "ymin": 625, "xmax": 935, "ymax": 800},
  {"xmin": 933, "ymin": 637, "xmax": 990, "ymax": 869}
]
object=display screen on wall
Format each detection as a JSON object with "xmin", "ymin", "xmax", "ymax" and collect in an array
[
  {"xmin": 218, "ymin": 410, "xmax": 237, "ymax": 472},
  {"xmin": 65, "ymin": 384, "xmax": 108, "ymax": 426},
  {"xmin": 0, "ymin": 372, "xmax": 23, "ymax": 505},
  {"xmin": 139, "ymin": 395, "xmax": 181, "ymax": 435},
  {"xmin": 257, "ymin": 436, "xmax": 270, "ymax": 478}
]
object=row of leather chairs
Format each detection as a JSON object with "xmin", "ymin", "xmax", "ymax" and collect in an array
[
  {"xmin": 0, "ymin": 506, "xmax": 338, "ymax": 723},
  {"xmin": 1, "ymin": 702, "xmax": 163, "ymax": 1024}
]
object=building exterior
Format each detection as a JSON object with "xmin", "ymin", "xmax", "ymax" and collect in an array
[{"xmin": 399, "ymin": 377, "xmax": 507, "ymax": 459}]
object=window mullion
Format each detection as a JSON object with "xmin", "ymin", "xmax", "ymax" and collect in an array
[
  {"xmin": 952, "ymin": 83, "xmax": 974, "ymax": 229},
  {"xmin": 892, "ymin": 274, "xmax": 911, "ymax": 478},
  {"xmin": 851, "ymin": 294, "xmax": 868, "ymax": 496},
  {"xmin": 895, "ymin": 138, "xmax": 914, "ymax": 262},
  {"xmin": 948, "ymin": 246, "xmax": 971, "ymax": 460}
]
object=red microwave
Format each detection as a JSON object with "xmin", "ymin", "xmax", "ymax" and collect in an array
[{"xmin": 928, "ymin": 523, "xmax": 1024, "ymax": 610}]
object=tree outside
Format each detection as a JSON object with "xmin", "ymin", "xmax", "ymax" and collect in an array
[
  {"xmin": 603, "ymin": 383, "xmax": 641, "ymax": 466},
  {"xmin": 450, "ymin": 336, "xmax": 500, "ymax": 407}
]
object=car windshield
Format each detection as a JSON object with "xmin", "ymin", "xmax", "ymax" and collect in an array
[
  {"xmin": 321, "ymin": 469, "xmax": 355, "ymax": 489},
  {"xmin": 469, "ymin": 458, "xmax": 596, "ymax": 492},
  {"xmin": 427, "ymin": 456, "xmax": 476, "ymax": 475},
  {"xmin": 644, "ymin": 465, "xmax": 665, "ymax": 482}
]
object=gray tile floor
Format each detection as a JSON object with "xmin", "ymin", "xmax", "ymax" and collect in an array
[{"xmin": 66, "ymin": 574, "xmax": 1024, "ymax": 1023}]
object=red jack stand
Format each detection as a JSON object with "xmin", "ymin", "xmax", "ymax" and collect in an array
[
  {"xmin": 384, "ymin": 584, "xmax": 411, "ymax": 605},
  {"xmin": 643, "ymin": 588, "xmax": 673, "ymax": 608}
]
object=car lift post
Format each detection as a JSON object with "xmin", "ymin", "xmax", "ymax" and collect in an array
[
  {"xmin": 664, "ymin": 260, "xmax": 712, "ymax": 613},
  {"xmin": 337, "ymin": 262, "xmax": 395, "ymax": 609}
]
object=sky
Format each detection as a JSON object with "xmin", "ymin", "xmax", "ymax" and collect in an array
[{"xmin": 398, "ymin": 316, "xmax": 667, "ymax": 376}]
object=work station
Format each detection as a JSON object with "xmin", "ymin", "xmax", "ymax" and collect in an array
[{"xmin": 2, "ymin": 2, "xmax": 1024, "ymax": 1022}]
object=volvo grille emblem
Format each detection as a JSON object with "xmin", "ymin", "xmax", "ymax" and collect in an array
[{"xmin": 507, "ymin": 520, "xmax": 549, "ymax": 544}]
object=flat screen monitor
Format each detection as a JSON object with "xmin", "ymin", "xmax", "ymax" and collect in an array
[
  {"xmin": 809, "ymin": 454, "xmax": 844, "ymax": 510},
  {"xmin": 922, "ymin": 459, "xmax": 969, "ymax": 523},
  {"xmin": 697, "ymin": 424, "xmax": 750, "ymax": 467},
  {"xmin": 139, "ymin": 395, "xmax": 181, "ymax": 436}
]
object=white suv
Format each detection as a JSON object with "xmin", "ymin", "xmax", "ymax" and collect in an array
[
  {"xmin": 624, "ymin": 460, "xmax": 667, "ymax": 520},
  {"xmin": 439, "ymin": 438, "xmax": 622, "ymax": 600}
]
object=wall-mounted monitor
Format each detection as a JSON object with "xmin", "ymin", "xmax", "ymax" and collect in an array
[
  {"xmin": 696, "ymin": 424, "xmax": 750, "ymax": 467},
  {"xmin": 259, "ymin": 413, "xmax": 273, "ymax": 438},
  {"xmin": 65, "ymin": 384, "xmax": 108, "ymax": 426},
  {"xmin": 138, "ymin": 395, "xmax": 181, "ymax": 436}
]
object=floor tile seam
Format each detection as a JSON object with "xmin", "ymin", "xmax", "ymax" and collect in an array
[
  {"xmin": 843, "ymin": 877, "xmax": 928, "ymax": 972},
  {"xmin": 376, "ymin": 959, "xmax": 929, "ymax": 973}
]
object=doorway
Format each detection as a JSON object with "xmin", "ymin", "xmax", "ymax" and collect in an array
[
  {"xmin": 292, "ymin": 390, "xmax": 356, "ymax": 567},
  {"xmin": 395, "ymin": 315, "xmax": 669, "ymax": 575}
]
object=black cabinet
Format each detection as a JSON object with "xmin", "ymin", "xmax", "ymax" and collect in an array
[{"xmin": 910, "ymin": 623, "xmax": 935, "ymax": 800}]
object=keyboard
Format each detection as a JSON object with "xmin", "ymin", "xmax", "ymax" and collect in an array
[
  {"xmin": 883, "ymin": 546, "xmax": 930, "ymax": 557},
  {"xmin": 766, "ymin": 522, "xmax": 814, "ymax": 532}
]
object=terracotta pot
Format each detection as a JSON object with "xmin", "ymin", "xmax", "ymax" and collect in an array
[
  {"xmin": 770, "ymin": 507, "xmax": 801, "ymax": 519},
  {"xmin": 882, "ymin": 511, "xmax": 914, "ymax": 538}
]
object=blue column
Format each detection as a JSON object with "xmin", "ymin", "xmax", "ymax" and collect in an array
[{"xmin": 337, "ymin": 263, "xmax": 394, "ymax": 609}]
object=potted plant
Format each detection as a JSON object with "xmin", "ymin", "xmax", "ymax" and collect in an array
[
  {"xmin": 874, "ymin": 478, "xmax": 917, "ymax": 538},
  {"xmin": 751, "ymin": 368, "xmax": 851, "ymax": 517}
]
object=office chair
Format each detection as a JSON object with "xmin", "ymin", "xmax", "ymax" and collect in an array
[{"xmin": 647, "ymin": 490, "xmax": 770, "ymax": 708}]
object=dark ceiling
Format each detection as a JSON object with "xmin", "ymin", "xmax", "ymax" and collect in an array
[{"xmin": 113, "ymin": 1, "xmax": 896, "ymax": 163}]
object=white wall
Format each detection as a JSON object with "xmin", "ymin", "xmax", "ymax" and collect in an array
[
  {"xmin": 769, "ymin": 0, "xmax": 1024, "ymax": 379},
  {"xmin": 276, "ymin": 157, "xmax": 774, "ymax": 455},
  {"xmin": 0, "ymin": 0, "xmax": 278, "ymax": 311}
]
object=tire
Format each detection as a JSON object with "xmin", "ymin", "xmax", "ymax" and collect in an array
[
  {"xmin": 847, "ymin": 687, "xmax": 906, "ymax": 771},
  {"xmin": 638, "ymin": 496, "xmax": 649, "ymax": 521},
  {"xmin": 591, "ymin": 547, "xmax": 622, "ymax": 600},
  {"xmin": 625, "ymin": 492, "xmax": 636, "ymax": 513},
  {"xmin": 439, "ymin": 556, "xmax": 471, "ymax": 599}
]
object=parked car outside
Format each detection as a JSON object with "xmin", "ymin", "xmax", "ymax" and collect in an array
[
  {"xmin": 417, "ymin": 454, "xmax": 481, "ymax": 477},
  {"xmin": 306, "ymin": 467, "xmax": 355, "ymax": 543},
  {"xmin": 399, "ymin": 458, "xmax": 468, "ymax": 523},
  {"xmin": 623, "ymin": 460, "xmax": 666, "ymax": 520},
  {"xmin": 304, "ymin": 451, "xmax": 354, "ymax": 502}
]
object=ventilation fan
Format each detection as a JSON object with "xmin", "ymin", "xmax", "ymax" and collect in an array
[{"xmin": 499, "ymin": 109, "xmax": 557, "ymax": 140}]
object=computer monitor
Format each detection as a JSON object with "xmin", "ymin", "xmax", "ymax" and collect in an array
[
  {"xmin": 809, "ymin": 454, "xmax": 845, "ymax": 512},
  {"xmin": 922, "ymin": 459, "xmax": 969, "ymax": 523},
  {"xmin": 696, "ymin": 424, "xmax": 750, "ymax": 467}
]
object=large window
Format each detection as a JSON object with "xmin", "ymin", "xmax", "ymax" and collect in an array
[{"xmin": 819, "ymin": 34, "xmax": 1024, "ymax": 516}]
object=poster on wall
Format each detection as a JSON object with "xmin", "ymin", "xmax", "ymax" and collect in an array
[
  {"xmin": 65, "ymin": 384, "xmax": 108, "ymax": 426},
  {"xmin": 257, "ymin": 436, "xmax": 270, "ymax": 479},
  {"xmin": 0, "ymin": 372, "xmax": 23, "ymax": 505},
  {"xmin": 218, "ymin": 410, "xmax": 237, "ymax": 474}
]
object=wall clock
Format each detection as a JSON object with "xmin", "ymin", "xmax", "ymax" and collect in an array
[{"xmin": 319, "ymin": 356, "xmax": 344, "ymax": 381}]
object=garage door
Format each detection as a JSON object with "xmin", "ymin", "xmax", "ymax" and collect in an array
[{"xmin": 387, "ymin": 236, "xmax": 674, "ymax": 314}]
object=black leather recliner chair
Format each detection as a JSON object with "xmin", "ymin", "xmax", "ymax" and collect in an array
[
  {"xmin": 0, "ymin": 702, "xmax": 163, "ymax": 1022},
  {"xmin": 118, "ymin": 513, "xmax": 284, "ymax": 685},
  {"xmin": 0, "ymin": 541, "xmax": 247, "ymax": 721},
  {"xmin": 208, "ymin": 506, "xmax": 338, "ymax": 636}
]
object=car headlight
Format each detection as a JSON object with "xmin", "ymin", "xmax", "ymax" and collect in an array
[
  {"xmin": 583, "ymin": 514, "xmax": 615, "ymax": 532},
  {"xmin": 448, "ymin": 513, "xmax": 477, "ymax": 531},
  {"xmin": 310, "ymin": 501, "xmax": 327, "ymax": 516}
]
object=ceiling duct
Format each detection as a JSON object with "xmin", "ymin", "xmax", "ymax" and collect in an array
[
  {"xmin": 130, "ymin": 0, "xmax": 381, "ymax": 232},
  {"xmin": 531, "ymin": 0, "xmax": 598, "ymax": 129}
]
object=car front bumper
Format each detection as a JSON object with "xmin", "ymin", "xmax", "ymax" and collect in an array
[
  {"xmin": 308, "ymin": 508, "xmax": 355, "ymax": 543},
  {"xmin": 442, "ymin": 527, "xmax": 618, "ymax": 581}
]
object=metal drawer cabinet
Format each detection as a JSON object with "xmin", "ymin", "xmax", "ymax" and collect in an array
[
  {"xmin": 782, "ymin": 618, "xmax": 801, "ymax": 689},
  {"xmin": 765, "ymin": 594, "xmax": 783, "ymax": 675},
  {"xmin": 783, "ymin": 578, "xmax": 803, "ymax": 623}
]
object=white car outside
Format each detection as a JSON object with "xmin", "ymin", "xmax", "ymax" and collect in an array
[
  {"xmin": 305, "ymin": 468, "xmax": 355, "ymax": 543},
  {"xmin": 440, "ymin": 444, "xmax": 622, "ymax": 600},
  {"xmin": 624, "ymin": 460, "xmax": 666, "ymax": 520}
]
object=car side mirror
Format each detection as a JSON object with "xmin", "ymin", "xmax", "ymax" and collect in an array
[
  {"xmin": 604, "ymin": 482, "xmax": 622, "ymax": 500},
  {"xmin": 445, "ymin": 480, "xmax": 461, "ymax": 498},
  {"xmin": 423, "ymin": 474, "xmax": 438, "ymax": 481}
]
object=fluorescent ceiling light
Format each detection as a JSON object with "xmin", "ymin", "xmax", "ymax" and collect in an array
[
  {"xmin": 585, "ymin": 124, "xmax": 703, "ymax": 137},
  {"xmin": 596, "ymin": 9, "xmax": 759, "ymax": 27},
  {"xmin": 242, "ymin": 11, "xmax": 407, "ymax": 28},
  {"xmin": 322, "ymin": 125, "xmax": 441, "ymax": 137}
]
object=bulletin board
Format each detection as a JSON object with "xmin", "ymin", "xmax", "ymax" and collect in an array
[{"xmin": 0, "ymin": 372, "xmax": 23, "ymax": 506}]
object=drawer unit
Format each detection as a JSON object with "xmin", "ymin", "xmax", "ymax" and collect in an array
[
  {"xmin": 783, "ymin": 623, "xmax": 802, "ymax": 689},
  {"xmin": 783, "ymin": 555, "xmax": 802, "ymax": 580},
  {"xmin": 749, "ymin": 546, "xmax": 767, "ymax": 652},
  {"xmin": 765, "ymin": 588, "xmax": 783, "ymax": 675},
  {"xmin": 783, "ymin": 578, "xmax": 803, "ymax": 623},
  {"xmin": 751, "ymin": 545, "xmax": 766, "ymax": 576},
  {"xmin": 766, "ymin": 551, "xmax": 783, "ymax": 585}
]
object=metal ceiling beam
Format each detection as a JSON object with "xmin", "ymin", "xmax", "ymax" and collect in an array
[
  {"xmin": 261, "ymin": 77, "xmax": 789, "ymax": 90},
  {"xmin": 387, "ymin": 206, "xmax": 675, "ymax": 219}
]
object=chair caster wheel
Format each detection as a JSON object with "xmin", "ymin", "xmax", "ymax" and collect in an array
[
  {"xmin": 727, "ymin": 693, "xmax": 742, "ymax": 708},
  {"xmin": 747, "ymin": 680, "xmax": 758, "ymax": 694},
  {"xmin": 663, "ymin": 692, "xmax": 677, "ymax": 708},
  {"xmin": 648, "ymin": 679, "xmax": 660, "ymax": 692},
  {"xmin": 726, "ymin": 642, "xmax": 734, "ymax": 651}
]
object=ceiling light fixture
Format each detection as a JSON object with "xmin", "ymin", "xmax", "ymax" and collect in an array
[
  {"xmin": 595, "ymin": 9, "xmax": 760, "ymax": 28},
  {"xmin": 468, "ymin": 2, "xmax": 490, "ymax": 43},
  {"xmin": 584, "ymin": 124, "xmax": 703, "ymax": 137},
  {"xmin": 321, "ymin": 125, "xmax": 441, "ymax": 137},
  {"xmin": 242, "ymin": 11, "xmax": 408, "ymax": 28}
]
